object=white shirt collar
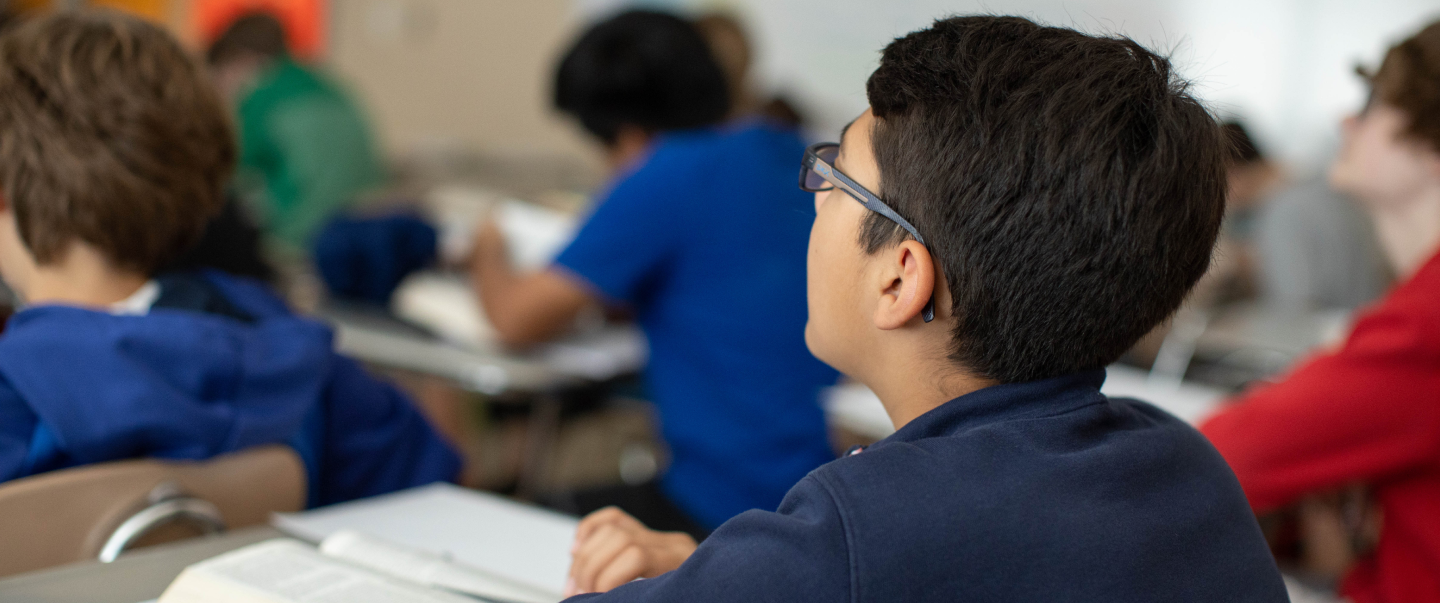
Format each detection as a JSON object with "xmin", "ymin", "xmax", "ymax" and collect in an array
[{"xmin": 108, "ymin": 280, "xmax": 160, "ymax": 316}]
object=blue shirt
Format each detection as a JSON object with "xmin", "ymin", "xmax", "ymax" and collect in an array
[
  {"xmin": 555, "ymin": 121, "xmax": 839, "ymax": 528},
  {"xmin": 571, "ymin": 370, "xmax": 1289, "ymax": 602},
  {"xmin": 0, "ymin": 271, "xmax": 460, "ymax": 507}
]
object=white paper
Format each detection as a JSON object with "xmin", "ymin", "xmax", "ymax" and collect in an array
[
  {"xmin": 321, "ymin": 530, "xmax": 558, "ymax": 603},
  {"xmin": 389, "ymin": 272, "xmax": 648, "ymax": 380},
  {"xmin": 273, "ymin": 484, "xmax": 577, "ymax": 596},
  {"xmin": 160, "ymin": 539, "xmax": 467, "ymax": 603}
]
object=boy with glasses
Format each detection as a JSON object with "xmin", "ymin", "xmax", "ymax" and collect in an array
[{"xmin": 560, "ymin": 16, "xmax": 1288, "ymax": 601}]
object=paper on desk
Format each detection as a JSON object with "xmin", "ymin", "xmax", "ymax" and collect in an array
[
  {"xmin": 272, "ymin": 483, "xmax": 577, "ymax": 596},
  {"xmin": 390, "ymin": 271, "xmax": 647, "ymax": 380},
  {"xmin": 428, "ymin": 185, "xmax": 579, "ymax": 270}
]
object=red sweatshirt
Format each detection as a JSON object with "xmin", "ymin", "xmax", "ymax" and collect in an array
[{"xmin": 1201, "ymin": 250, "xmax": 1440, "ymax": 603}]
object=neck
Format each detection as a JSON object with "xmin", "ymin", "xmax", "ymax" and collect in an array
[
  {"xmin": 861, "ymin": 341, "xmax": 996, "ymax": 430},
  {"xmin": 1370, "ymin": 186, "xmax": 1440, "ymax": 280},
  {"xmin": 23, "ymin": 244, "xmax": 148, "ymax": 308},
  {"xmin": 605, "ymin": 126, "xmax": 654, "ymax": 174}
]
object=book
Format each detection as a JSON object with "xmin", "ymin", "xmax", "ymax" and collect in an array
[
  {"xmin": 272, "ymin": 484, "xmax": 577, "ymax": 598},
  {"xmin": 159, "ymin": 531, "xmax": 560, "ymax": 603}
]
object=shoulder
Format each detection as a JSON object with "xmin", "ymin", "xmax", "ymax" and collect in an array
[
  {"xmin": 196, "ymin": 270, "xmax": 297, "ymax": 319},
  {"xmin": 1343, "ymin": 254, "xmax": 1440, "ymax": 354},
  {"xmin": 641, "ymin": 121, "xmax": 804, "ymax": 174},
  {"xmin": 815, "ymin": 395, "xmax": 1237, "ymax": 526}
]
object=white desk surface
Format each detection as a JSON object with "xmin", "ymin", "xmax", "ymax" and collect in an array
[
  {"xmin": 320, "ymin": 301, "xmax": 644, "ymax": 395},
  {"xmin": 825, "ymin": 364, "xmax": 1228, "ymax": 441}
]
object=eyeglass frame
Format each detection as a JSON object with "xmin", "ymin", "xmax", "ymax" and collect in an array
[{"xmin": 800, "ymin": 142, "xmax": 936, "ymax": 323}]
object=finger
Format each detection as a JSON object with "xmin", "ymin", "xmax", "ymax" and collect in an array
[
  {"xmin": 574, "ymin": 507, "xmax": 628, "ymax": 547},
  {"xmin": 594, "ymin": 545, "xmax": 647, "ymax": 593},
  {"xmin": 572, "ymin": 525, "xmax": 632, "ymax": 593}
]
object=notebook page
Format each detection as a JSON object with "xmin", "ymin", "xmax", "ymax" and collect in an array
[{"xmin": 274, "ymin": 484, "xmax": 576, "ymax": 595}]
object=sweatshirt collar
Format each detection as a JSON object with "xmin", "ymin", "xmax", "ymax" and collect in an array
[{"xmin": 877, "ymin": 369, "xmax": 1108, "ymax": 446}]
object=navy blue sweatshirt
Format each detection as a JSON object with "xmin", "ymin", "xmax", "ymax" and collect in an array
[{"xmin": 571, "ymin": 370, "xmax": 1287, "ymax": 602}]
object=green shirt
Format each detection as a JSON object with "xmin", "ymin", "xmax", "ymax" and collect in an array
[{"xmin": 236, "ymin": 58, "xmax": 382, "ymax": 247}]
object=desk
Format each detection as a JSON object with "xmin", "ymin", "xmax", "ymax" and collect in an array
[
  {"xmin": 0, "ymin": 526, "xmax": 281, "ymax": 603},
  {"xmin": 319, "ymin": 301, "xmax": 646, "ymax": 498}
]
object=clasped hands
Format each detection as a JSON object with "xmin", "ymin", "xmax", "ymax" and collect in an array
[{"xmin": 563, "ymin": 507, "xmax": 698, "ymax": 597}]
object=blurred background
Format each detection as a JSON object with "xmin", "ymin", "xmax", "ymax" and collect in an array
[
  {"xmin": 12, "ymin": 0, "xmax": 1437, "ymax": 182},
  {"xmin": 5, "ymin": 0, "xmax": 1436, "ymax": 503}
]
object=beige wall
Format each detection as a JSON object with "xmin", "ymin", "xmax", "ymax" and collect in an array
[{"xmin": 326, "ymin": 0, "xmax": 599, "ymax": 172}]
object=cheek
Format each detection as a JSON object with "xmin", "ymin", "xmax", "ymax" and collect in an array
[
  {"xmin": 804, "ymin": 201, "xmax": 849, "ymax": 365},
  {"xmin": 1336, "ymin": 128, "xmax": 1429, "ymax": 206}
]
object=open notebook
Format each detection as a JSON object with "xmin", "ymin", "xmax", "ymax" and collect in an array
[
  {"xmin": 158, "ymin": 532, "xmax": 555, "ymax": 603},
  {"xmin": 272, "ymin": 484, "xmax": 577, "ymax": 597}
]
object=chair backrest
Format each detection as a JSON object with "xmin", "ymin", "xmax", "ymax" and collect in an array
[{"xmin": 0, "ymin": 445, "xmax": 305, "ymax": 577}]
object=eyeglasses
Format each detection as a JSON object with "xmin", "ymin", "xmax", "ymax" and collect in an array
[{"xmin": 800, "ymin": 142, "xmax": 935, "ymax": 322}]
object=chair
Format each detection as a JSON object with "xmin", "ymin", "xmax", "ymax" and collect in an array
[{"xmin": 0, "ymin": 445, "xmax": 306, "ymax": 578}]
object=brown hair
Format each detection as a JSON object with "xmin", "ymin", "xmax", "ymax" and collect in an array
[
  {"xmin": 0, "ymin": 9, "xmax": 235, "ymax": 274},
  {"xmin": 1368, "ymin": 20, "xmax": 1440, "ymax": 152}
]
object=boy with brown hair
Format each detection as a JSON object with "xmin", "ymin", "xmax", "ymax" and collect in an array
[
  {"xmin": 1203, "ymin": 20, "xmax": 1440, "ymax": 602},
  {"xmin": 0, "ymin": 9, "xmax": 458, "ymax": 506}
]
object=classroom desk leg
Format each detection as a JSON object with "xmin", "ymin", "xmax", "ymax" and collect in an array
[{"xmin": 515, "ymin": 394, "xmax": 562, "ymax": 501}]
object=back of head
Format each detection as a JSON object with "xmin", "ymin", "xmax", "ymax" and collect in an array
[
  {"xmin": 0, "ymin": 9, "xmax": 235, "ymax": 275},
  {"xmin": 1367, "ymin": 19, "xmax": 1440, "ymax": 152},
  {"xmin": 865, "ymin": 16, "xmax": 1226, "ymax": 383},
  {"xmin": 206, "ymin": 12, "xmax": 288, "ymax": 67},
  {"xmin": 554, "ymin": 10, "xmax": 729, "ymax": 145}
]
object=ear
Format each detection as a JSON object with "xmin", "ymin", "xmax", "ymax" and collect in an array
[{"xmin": 873, "ymin": 240, "xmax": 938, "ymax": 330}]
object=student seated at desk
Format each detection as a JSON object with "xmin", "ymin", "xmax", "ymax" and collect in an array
[
  {"xmin": 470, "ymin": 10, "xmax": 839, "ymax": 535},
  {"xmin": 0, "ymin": 10, "xmax": 459, "ymax": 507},
  {"xmin": 558, "ymin": 16, "xmax": 1288, "ymax": 601},
  {"xmin": 1202, "ymin": 20, "xmax": 1440, "ymax": 603}
]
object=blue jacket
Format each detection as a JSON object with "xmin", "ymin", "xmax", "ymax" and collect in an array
[
  {"xmin": 572, "ymin": 370, "xmax": 1288, "ymax": 602},
  {"xmin": 0, "ymin": 271, "xmax": 459, "ymax": 507}
]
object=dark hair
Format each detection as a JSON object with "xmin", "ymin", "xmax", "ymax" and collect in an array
[
  {"xmin": 1222, "ymin": 121, "xmax": 1263, "ymax": 165},
  {"xmin": 864, "ymin": 16, "xmax": 1227, "ymax": 384},
  {"xmin": 0, "ymin": 9, "xmax": 235, "ymax": 274},
  {"xmin": 1364, "ymin": 19, "xmax": 1440, "ymax": 153},
  {"xmin": 207, "ymin": 12, "xmax": 288, "ymax": 66},
  {"xmin": 554, "ymin": 10, "xmax": 729, "ymax": 145}
]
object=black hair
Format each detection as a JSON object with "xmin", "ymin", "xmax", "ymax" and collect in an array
[
  {"xmin": 1221, "ymin": 121, "xmax": 1263, "ymax": 165},
  {"xmin": 206, "ymin": 12, "xmax": 287, "ymax": 66},
  {"xmin": 864, "ymin": 16, "xmax": 1227, "ymax": 384},
  {"xmin": 553, "ymin": 10, "xmax": 729, "ymax": 145}
]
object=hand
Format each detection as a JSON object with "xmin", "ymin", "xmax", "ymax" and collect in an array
[
  {"xmin": 565, "ymin": 507, "xmax": 698, "ymax": 596},
  {"xmin": 470, "ymin": 218, "xmax": 507, "ymax": 267}
]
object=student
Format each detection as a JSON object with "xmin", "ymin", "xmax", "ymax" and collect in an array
[
  {"xmin": 557, "ymin": 16, "xmax": 1289, "ymax": 601},
  {"xmin": 1202, "ymin": 19, "xmax": 1440, "ymax": 603},
  {"xmin": 0, "ymin": 10, "xmax": 459, "ymax": 507},
  {"xmin": 208, "ymin": 12, "xmax": 384, "ymax": 248},
  {"xmin": 469, "ymin": 10, "xmax": 839, "ymax": 534}
]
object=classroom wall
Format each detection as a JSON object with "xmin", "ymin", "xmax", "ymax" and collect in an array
[
  {"xmin": 324, "ymin": 0, "xmax": 600, "ymax": 177},
  {"xmin": 313, "ymin": 1, "xmax": 1440, "ymax": 180},
  {"xmin": 578, "ymin": 0, "xmax": 1440, "ymax": 176}
]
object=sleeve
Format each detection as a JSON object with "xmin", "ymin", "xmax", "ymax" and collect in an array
[
  {"xmin": 314, "ymin": 356, "xmax": 461, "ymax": 506},
  {"xmin": 567, "ymin": 474, "xmax": 851, "ymax": 603},
  {"xmin": 1200, "ymin": 303, "xmax": 1440, "ymax": 512},
  {"xmin": 552, "ymin": 146, "xmax": 699, "ymax": 306},
  {"xmin": 265, "ymin": 97, "xmax": 383, "ymax": 246}
]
